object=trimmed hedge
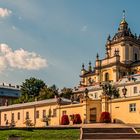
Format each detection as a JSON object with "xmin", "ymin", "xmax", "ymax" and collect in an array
[
  {"xmin": 61, "ymin": 115, "xmax": 69, "ymax": 125},
  {"xmin": 73, "ymin": 114, "xmax": 82, "ymax": 124},
  {"xmin": 100, "ymin": 112, "xmax": 111, "ymax": 123}
]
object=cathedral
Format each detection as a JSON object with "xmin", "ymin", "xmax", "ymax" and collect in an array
[{"xmin": 80, "ymin": 11, "xmax": 140, "ymax": 86}]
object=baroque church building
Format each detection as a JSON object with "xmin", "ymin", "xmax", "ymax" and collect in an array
[{"xmin": 80, "ymin": 12, "xmax": 140, "ymax": 86}]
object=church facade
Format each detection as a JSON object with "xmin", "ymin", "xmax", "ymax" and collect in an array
[
  {"xmin": 80, "ymin": 12, "xmax": 140, "ymax": 85},
  {"xmin": 73, "ymin": 12, "xmax": 140, "ymax": 124},
  {"xmin": 74, "ymin": 12, "xmax": 140, "ymax": 99}
]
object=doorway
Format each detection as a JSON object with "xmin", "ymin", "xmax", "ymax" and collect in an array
[{"xmin": 90, "ymin": 108, "xmax": 97, "ymax": 123}]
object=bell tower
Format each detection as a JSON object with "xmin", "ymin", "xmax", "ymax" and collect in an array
[{"xmin": 106, "ymin": 10, "xmax": 140, "ymax": 64}]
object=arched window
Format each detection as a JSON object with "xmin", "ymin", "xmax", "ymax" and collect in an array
[
  {"xmin": 135, "ymin": 53, "xmax": 138, "ymax": 61},
  {"xmin": 105, "ymin": 72, "xmax": 109, "ymax": 81}
]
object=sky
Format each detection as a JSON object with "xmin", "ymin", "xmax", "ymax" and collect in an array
[{"xmin": 0, "ymin": 0, "xmax": 140, "ymax": 88}]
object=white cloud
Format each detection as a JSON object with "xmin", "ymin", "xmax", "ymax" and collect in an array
[
  {"xmin": 81, "ymin": 25, "xmax": 88, "ymax": 32},
  {"xmin": 0, "ymin": 43, "xmax": 47, "ymax": 71},
  {"xmin": 0, "ymin": 8, "xmax": 12, "ymax": 18},
  {"xmin": 12, "ymin": 26, "xmax": 17, "ymax": 30}
]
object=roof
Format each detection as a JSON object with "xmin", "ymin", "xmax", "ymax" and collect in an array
[{"xmin": 0, "ymin": 97, "xmax": 71, "ymax": 111}]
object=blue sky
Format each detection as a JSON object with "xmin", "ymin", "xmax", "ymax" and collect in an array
[{"xmin": 0, "ymin": 0, "xmax": 139, "ymax": 88}]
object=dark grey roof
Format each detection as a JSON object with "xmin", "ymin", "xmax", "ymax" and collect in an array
[{"xmin": 0, "ymin": 98, "xmax": 71, "ymax": 111}]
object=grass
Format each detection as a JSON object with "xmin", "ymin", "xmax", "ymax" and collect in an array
[{"xmin": 0, "ymin": 129, "xmax": 80, "ymax": 140}]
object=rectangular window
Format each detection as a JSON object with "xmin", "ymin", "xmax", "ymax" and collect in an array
[
  {"xmin": 53, "ymin": 109, "xmax": 57, "ymax": 117},
  {"xmin": 133, "ymin": 87, "xmax": 138, "ymax": 94},
  {"xmin": 26, "ymin": 112, "xmax": 29, "ymax": 119},
  {"xmin": 17, "ymin": 112, "xmax": 20, "ymax": 120},
  {"xmin": 48, "ymin": 108, "xmax": 52, "ymax": 117},
  {"xmin": 4, "ymin": 114, "xmax": 7, "ymax": 121},
  {"xmin": 42, "ymin": 110, "xmax": 46, "ymax": 118},
  {"xmin": 62, "ymin": 111, "xmax": 66, "ymax": 115},
  {"xmin": 36, "ymin": 111, "xmax": 39, "ymax": 119},
  {"xmin": 129, "ymin": 103, "xmax": 136, "ymax": 112},
  {"xmin": 11, "ymin": 113, "xmax": 14, "ymax": 121}
]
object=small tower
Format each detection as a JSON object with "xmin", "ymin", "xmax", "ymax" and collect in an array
[
  {"xmin": 106, "ymin": 34, "xmax": 111, "ymax": 45},
  {"xmin": 81, "ymin": 63, "xmax": 86, "ymax": 75},
  {"xmin": 118, "ymin": 10, "xmax": 128, "ymax": 32},
  {"xmin": 96, "ymin": 53, "xmax": 99, "ymax": 60},
  {"xmin": 95, "ymin": 53, "xmax": 100, "ymax": 67},
  {"xmin": 88, "ymin": 61, "xmax": 92, "ymax": 72}
]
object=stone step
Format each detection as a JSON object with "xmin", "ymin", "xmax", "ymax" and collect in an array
[
  {"xmin": 83, "ymin": 128, "xmax": 135, "ymax": 133},
  {"xmin": 82, "ymin": 133, "xmax": 140, "ymax": 139}
]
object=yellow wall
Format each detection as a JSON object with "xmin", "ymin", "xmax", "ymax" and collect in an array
[
  {"xmin": 109, "ymin": 96, "xmax": 140, "ymax": 124},
  {"xmin": 1, "ymin": 95, "xmax": 140, "ymax": 127},
  {"xmin": 0, "ymin": 103, "xmax": 60, "ymax": 127},
  {"xmin": 0, "ymin": 99, "xmax": 102, "ymax": 127}
]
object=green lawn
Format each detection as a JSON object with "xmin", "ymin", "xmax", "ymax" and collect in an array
[{"xmin": 0, "ymin": 129, "xmax": 80, "ymax": 140}]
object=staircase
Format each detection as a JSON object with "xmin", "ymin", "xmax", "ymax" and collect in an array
[{"xmin": 81, "ymin": 127, "xmax": 140, "ymax": 139}]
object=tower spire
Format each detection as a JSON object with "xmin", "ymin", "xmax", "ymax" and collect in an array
[
  {"xmin": 123, "ymin": 10, "xmax": 126, "ymax": 20},
  {"xmin": 88, "ymin": 61, "xmax": 92, "ymax": 72}
]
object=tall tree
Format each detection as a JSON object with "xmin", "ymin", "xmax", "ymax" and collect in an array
[
  {"xmin": 60, "ymin": 87, "xmax": 73, "ymax": 99},
  {"xmin": 20, "ymin": 77, "xmax": 46, "ymax": 102},
  {"xmin": 38, "ymin": 85, "xmax": 58, "ymax": 100}
]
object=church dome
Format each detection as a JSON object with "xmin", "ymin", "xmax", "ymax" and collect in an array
[{"xmin": 110, "ymin": 11, "xmax": 137, "ymax": 43}]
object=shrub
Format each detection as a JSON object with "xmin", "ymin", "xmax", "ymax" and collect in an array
[
  {"xmin": 61, "ymin": 115, "xmax": 69, "ymax": 125},
  {"xmin": 100, "ymin": 112, "xmax": 111, "ymax": 123},
  {"xmin": 73, "ymin": 114, "xmax": 82, "ymax": 124}
]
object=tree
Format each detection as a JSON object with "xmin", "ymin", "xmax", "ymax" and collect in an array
[
  {"xmin": 19, "ymin": 77, "xmax": 46, "ymax": 102},
  {"xmin": 101, "ymin": 83, "xmax": 119, "ymax": 98},
  {"xmin": 38, "ymin": 85, "xmax": 58, "ymax": 100},
  {"xmin": 60, "ymin": 87, "xmax": 73, "ymax": 99},
  {"xmin": 24, "ymin": 118, "xmax": 34, "ymax": 127}
]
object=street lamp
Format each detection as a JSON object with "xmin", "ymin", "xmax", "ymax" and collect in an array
[{"xmin": 85, "ymin": 88, "xmax": 89, "ymax": 123}]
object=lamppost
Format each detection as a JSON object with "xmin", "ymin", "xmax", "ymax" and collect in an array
[{"xmin": 85, "ymin": 88, "xmax": 89, "ymax": 123}]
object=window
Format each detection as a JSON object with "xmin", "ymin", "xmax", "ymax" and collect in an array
[
  {"xmin": 42, "ymin": 110, "xmax": 46, "ymax": 118},
  {"xmin": 122, "ymin": 72, "xmax": 126, "ymax": 76},
  {"xmin": 36, "ymin": 111, "xmax": 39, "ymax": 118},
  {"xmin": 105, "ymin": 72, "xmax": 109, "ymax": 81},
  {"xmin": 133, "ymin": 86, "xmax": 138, "ymax": 94},
  {"xmin": 129, "ymin": 103, "xmax": 136, "ymax": 112},
  {"xmin": 62, "ymin": 111, "xmax": 66, "ymax": 115},
  {"xmin": 48, "ymin": 108, "xmax": 52, "ymax": 117},
  {"xmin": 135, "ymin": 53, "xmax": 138, "ymax": 61},
  {"xmin": 11, "ymin": 113, "xmax": 14, "ymax": 121},
  {"xmin": 4, "ymin": 114, "xmax": 7, "ymax": 121},
  {"xmin": 94, "ymin": 93, "xmax": 98, "ymax": 99},
  {"xmin": 26, "ymin": 112, "xmax": 29, "ymax": 119},
  {"xmin": 53, "ymin": 109, "xmax": 57, "ymax": 117},
  {"xmin": 17, "ymin": 112, "xmax": 20, "ymax": 120}
]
